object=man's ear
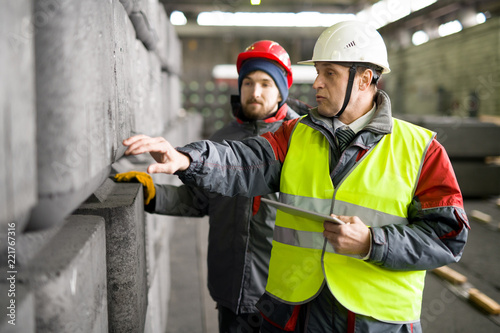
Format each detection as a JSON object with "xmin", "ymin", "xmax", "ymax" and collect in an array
[{"xmin": 359, "ymin": 69, "xmax": 374, "ymax": 91}]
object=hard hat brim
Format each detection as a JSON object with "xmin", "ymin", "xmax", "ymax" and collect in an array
[
  {"xmin": 297, "ymin": 60, "xmax": 314, "ymax": 65},
  {"xmin": 297, "ymin": 59, "xmax": 390, "ymax": 74}
]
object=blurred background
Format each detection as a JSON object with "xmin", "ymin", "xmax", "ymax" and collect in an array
[{"xmin": 1, "ymin": 0, "xmax": 499, "ymax": 332}]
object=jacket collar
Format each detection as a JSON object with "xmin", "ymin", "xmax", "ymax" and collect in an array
[{"xmin": 307, "ymin": 90, "xmax": 393, "ymax": 136}]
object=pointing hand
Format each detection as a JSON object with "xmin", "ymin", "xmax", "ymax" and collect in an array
[{"xmin": 123, "ymin": 135, "xmax": 191, "ymax": 174}]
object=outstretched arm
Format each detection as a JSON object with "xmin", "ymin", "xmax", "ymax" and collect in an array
[{"xmin": 122, "ymin": 119, "xmax": 298, "ymax": 198}]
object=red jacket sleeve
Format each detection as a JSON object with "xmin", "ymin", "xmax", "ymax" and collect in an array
[
  {"xmin": 415, "ymin": 138, "xmax": 465, "ymax": 211},
  {"xmin": 261, "ymin": 118, "xmax": 300, "ymax": 163}
]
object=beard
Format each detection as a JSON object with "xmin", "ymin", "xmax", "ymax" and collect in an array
[{"xmin": 241, "ymin": 99, "xmax": 275, "ymax": 121}]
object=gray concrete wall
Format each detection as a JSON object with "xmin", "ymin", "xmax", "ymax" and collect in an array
[
  {"xmin": 383, "ymin": 17, "xmax": 500, "ymax": 118},
  {"xmin": 0, "ymin": 0, "xmax": 202, "ymax": 332},
  {"xmin": 0, "ymin": 0, "xmax": 38, "ymax": 235}
]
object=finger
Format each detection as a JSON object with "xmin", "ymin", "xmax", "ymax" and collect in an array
[
  {"xmin": 125, "ymin": 138, "xmax": 165, "ymax": 156},
  {"xmin": 148, "ymin": 163, "xmax": 176, "ymax": 175},
  {"xmin": 324, "ymin": 221, "xmax": 342, "ymax": 232},
  {"xmin": 323, "ymin": 230, "xmax": 340, "ymax": 248},
  {"xmin": 124, "ymin": 136, "xmax": 165, "ymax": 152},
  {"xmin": 123, "ymin": 134, "xmax": 151, "ymax": 146},
  {"xmin": 323, "ymin": 229, "xmax": 336, "ymax": 239},
  {"xmin": 333, "ymin": 215, "xmax": 353, "ymax": 224},
  {"xmin": 124, "ymin": 137, "xmax": 153, "ymax": 155}
]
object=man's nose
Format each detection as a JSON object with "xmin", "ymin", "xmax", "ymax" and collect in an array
[
  {"xmin": 252, "ymin": 84, "xmax": 262, "ymax": 97},
  {"xmin": 312, "ymin": 75, "xmax": 323, "ymax": 90}
]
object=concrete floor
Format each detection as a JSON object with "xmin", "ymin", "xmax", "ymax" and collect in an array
[
  {"xmin": 166, "ymin": 216, "xmax": 217, "ymax": 333},
  {"xmin": 166, "ymin": 197, "xmax": 500, "ymax": 333}
]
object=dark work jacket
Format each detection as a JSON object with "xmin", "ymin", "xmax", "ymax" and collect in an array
[{"xmin": 153, "ymin": 99, "xmax": 300, "ymax": 314}]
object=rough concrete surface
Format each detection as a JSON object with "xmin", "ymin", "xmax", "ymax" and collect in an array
[
  {"xmin": 18, "ymin": 215, "xmax": 108, "ymax": 333},
  {"xmin": 0, "ymin": 284, "xmax": 35, "ymax": 333},
  {"xmin": 0, "ymin": 0, "xmax": 37, "ymax": 231},
  {"xmin": 75, "ymin": 181, "xmax": 148, "ymax": 333}
]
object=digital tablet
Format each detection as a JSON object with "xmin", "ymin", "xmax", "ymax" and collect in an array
[{"xmin": 261, "ymin": 198, "xmax": 345, "ymax": 225}]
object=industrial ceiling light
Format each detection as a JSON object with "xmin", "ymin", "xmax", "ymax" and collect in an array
[
  {"xmin": 170, "ymin": 10, "xmax": 187, "ymax": 25},
  {"xmin": 476, "ymin": 12, "xmax": 486, "ymax": 24},
  {"xmin": 197, "ymin": 11, "xmax": 354, "ymax": 27},
  {"xmin": 356, "ymin": 0, "xmax": 437, "ymax": 29},
  {"xmin": 438, "ymin": 20, "xmax": 463, "ymax": 37},
  {"xmin": 412, "ymin": 30, "xmax": 429, "ymax": 46},
  {"xmin": 197, "ymin": 0, "xmax": 439, "ymax": 28},
  {"xmin": 251, "ymin": 0, "xmax": 261, "ymax": 5}
]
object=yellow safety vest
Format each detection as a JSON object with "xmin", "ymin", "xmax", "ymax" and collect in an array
[{"xmin": 266, "ymin": 118, "xmax": 435, "ymax": 323}]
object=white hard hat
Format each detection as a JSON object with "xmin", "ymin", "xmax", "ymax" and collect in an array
[{"xmin": 298, "ymin": 20, "xmax": 390, "ymax": 74}]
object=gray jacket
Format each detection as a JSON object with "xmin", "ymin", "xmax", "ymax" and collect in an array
[
  {"xmin": 176, "ymin": 90, "xmax": 469, "ymax": 330},
  {"xmin": 154, "ymin": 101, "xmax": 299, "ymax": 314}
]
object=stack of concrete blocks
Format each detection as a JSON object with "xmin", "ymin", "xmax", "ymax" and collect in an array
[
  {"xmin": 0, "ymin": 1, "xmax": 38, "ymax": 332},
  {"xmin": 1, "ymin": 0, "xmax": 202, "ymax": 332},
  {"xmin": 399, "ymin": 115, "xmax": 500, "ymax": 198},
  {"xmin": 0, "ymin": 0, "xmax": 38, "ymax": 242}
]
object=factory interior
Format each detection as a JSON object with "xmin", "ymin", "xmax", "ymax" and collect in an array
[{"xmin": 1, "ymin": 0, "xmax": 499, "ymax": 332}]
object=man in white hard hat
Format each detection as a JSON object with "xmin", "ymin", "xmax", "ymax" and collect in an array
[{"xmin": 122, "ymin": 21, "xmax": 468, "ymax": 332}]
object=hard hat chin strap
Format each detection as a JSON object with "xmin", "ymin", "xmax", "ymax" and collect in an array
[{"xmin": 334, "ymin": 64, "xmax": 357, "ymax": 118}]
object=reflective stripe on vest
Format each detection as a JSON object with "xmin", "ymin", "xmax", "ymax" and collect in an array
[{"xmin": 265, "ymin": 118, "xmax": 435, "ymax": 323}]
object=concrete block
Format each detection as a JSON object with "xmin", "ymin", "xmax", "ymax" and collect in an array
[
  {"xmin": 35, "ymin": 0, "xmax": 114, "ymax": 194},
  {"xmin": 148, "ymin": 52, "xmax": 164, "ymax": 136},
  {"xmin": 0, "ymin": 0, "xmax": 37, "ymax": 231},
  {"xmin": 75, "ymin": 181, "xmax": 148, "ymax": 333},
  {"xmin": 145, "ymin": 228, "xmax": 172, "ymax": 333},
  {"xmin": 129, "ymin": 11, "xmax": 158, "ymax": 51},
  {"xmin": 18, "ymin": 215, "xmax": 107, "ymax": 333},
  {"xmin": 29, "ymin": 0, "xmax": 116, "ymax": 230},
  {"xmin": 145, "ymin": 211, "xmax": 174, "ymax": 287},
  {"xmin": 161, "ymin": 72, "xmax": 174, "ymax": 127},
  {"xmin": 167, "ymin": 74, "xmax": 183, "ymax": 124},
  {"xmin": 165, "ymin": 22, "xmax": 182, "ymax": 75},
  {"xmin": 398, "ymin": 115, "xmax": 500, "ymax": 158},
  {"xmin": 386, "ymin": 17, "xmax": 500, "ymax": 117},
  {"xmin": 119, "ymin": 0, "xmax": 133, "ymax": 15},
  {"xmin": 186, "ymin": 112, "xmax": 205, "ymax": 143},
  {"xmin": 144, "ymin": 272, "xmax": 161, "ymax": 333},
  {"xmin": 145, "ymin": 213, "xmax": 158, "ymax": 288},
  {"xmin": 126, "ymin": 0, "xmax": 161, "ymax": 51},
  {"xmin": 155, "ymin": 5, "xmax": 169, "ymax": 69},
  {"xmin": 112, "ymin": 0, "xmax": 137, "ymax": 159},
  {"xmin": 142, "ymin": 0, "xmax": 161, "ymax": 40},
  {"xmin": 6, "ymin": 223, "xmax": 63, "ymax": 268},
  {"xmin": 132, "ymin": 39, "xmax": 151, "ymax": 135},
  {"xmin": 0, "ymin": 284, "xmax": 35, "ymax": 333},
  {"xmin": 453, "ymin": 162, "xmax": 500, "ymax": 197},
  {"xmin": 131, "ymin": 41, "xmax": 164, "ymax": 137},
  {"xmin": 165, "ymin": 112, "xmax": 203, "ymax": 146},
  {"xmin": 119, "ymin": 0, "xmax": 162, "ymax": 51}
]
